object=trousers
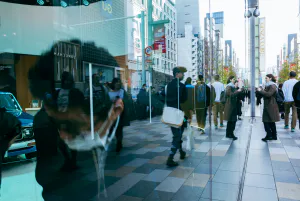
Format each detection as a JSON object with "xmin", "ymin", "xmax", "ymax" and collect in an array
[
  {"xmin": 213, "ymin": 103, "xmax": 224, "ymax": 126},
  {"xmin": 226, "ymin": 121, "xmax": 237, "ymax": 137},
  {"xmin": 263, "ymin": 122, "xmax": 277, "ymax": 138},
  {"xmin": 284, "ymin": 102, "xmax": 297, "ymax": 128},
  {"xmin": 169, "ymin": 124, "xmax": 184, "ymax": 157}
]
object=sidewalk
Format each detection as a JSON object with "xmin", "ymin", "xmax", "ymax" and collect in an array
[{"xmin": 1, "ymin": 108, "xmax": 300, "ymax": 201}]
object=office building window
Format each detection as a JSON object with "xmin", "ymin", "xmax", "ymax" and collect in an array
[
  {"xmin": 157, "ymin": 58, "xmax": 159, "ymax": 66},
  {"xmin": 160, "ymin": 0, "xmax": 162, "ymax": 6}
]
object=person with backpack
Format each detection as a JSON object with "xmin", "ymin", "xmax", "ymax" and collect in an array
[
  {"xmin": 256, "ymin": 74, "xmax": 280, "ymax": 141},
  {"xmin": 195, "ymin": 75, "xmax": 211, "ymax": 134},
  {"xmin": 282, "ymin": 71, "xmax": 298, "ymax": 132},
  {"xmin": 164, "ymin": 67, "xmax": 187, "ymax": 167},
  {"xmin": 224, "ymin": 76, "xmax": 243, "ymax": 140},
  {"xmin": 212, "ymin": 75, "xmax": 225, "ymax": 129}
]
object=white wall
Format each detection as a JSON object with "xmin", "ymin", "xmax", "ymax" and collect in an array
[{"xmin": 0, "ymin": 1, "xmax": 126, "ymax": 56}]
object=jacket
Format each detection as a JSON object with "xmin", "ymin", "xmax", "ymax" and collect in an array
[
  {"xmin": 224, "ymin": 85, "xmax": 242, "ymax": 121},
  {"xmin": 181, "ymin": 84, "xmax": 195, "ymax": 118},
  {"xmin": 292, "ymin": 81, "xmax": 300, "ymax": 108},
  {"xmin": 166, "ymin": 78, "xmax": 187, "ymax": 109},
  {"xmin": 195, "ymin": 82, "xmax": 211, "ymax": 109},
  {"xmin": 257, "ymin": 84, "xmax": 280, "ymax": 123}
]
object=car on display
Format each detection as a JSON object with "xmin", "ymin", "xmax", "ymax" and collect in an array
[{"xmin": 0, "ymin": 92, "xmax": 36, "ymax": 160}]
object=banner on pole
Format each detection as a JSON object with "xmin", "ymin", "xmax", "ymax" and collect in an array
[{"xmin": 153, "ymin": 24, "xmax": 166, "ymax": 53}]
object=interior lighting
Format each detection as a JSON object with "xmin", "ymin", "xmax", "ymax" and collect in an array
[
  {"xmin": 37, "ymin": 0, "xmax": 45, "ymax": 5},
  {"xmin": 60, "ymin": 0, "xmax": 68, "ymax": 8},
  {"xmin": 83, "ymin": 0, "xmax": 90, "ymax": 6}
]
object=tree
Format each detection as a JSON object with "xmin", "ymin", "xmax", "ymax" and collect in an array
[
  {"xmin": 279, "ymin": 61, "xmax": 290, "ymax": 83},
  {"xmin": 218, "ymin": 65, "xmax": 237, "ymax": 84}
]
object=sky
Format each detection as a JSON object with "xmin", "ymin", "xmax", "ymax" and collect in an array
[{"xmin": 199, "ymin": 0, "xmax": 299, "ymax": 69}]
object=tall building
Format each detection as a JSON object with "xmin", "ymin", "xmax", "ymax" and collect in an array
[
  {"xmin": 176, "ymin": 0, "xmax": 203, "ymax": 83},
  {"xmin": 288, "ymin": 33, "xmax": 297, "ymax": 63},
  {"xmin": 225, "ymin": 40, "xmax": 232, "ymax": 67}
]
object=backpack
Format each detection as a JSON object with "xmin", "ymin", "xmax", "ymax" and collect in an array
[
  {"xmin": 220, "ymin": 91, "xmax": 226, "ymax": 104},
  {"xmin": 276, "ymin": 90, "xmax": 284, "ymax": 105},
  {"xmin": 197, "ymin": 84, "xmax": 206, "ymax": 103}
]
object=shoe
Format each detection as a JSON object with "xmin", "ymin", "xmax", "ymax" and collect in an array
[
  {"xmin": 281, "ymin": 114, "xmax": 285, "ymax": 119},
  {"xmin": 180, "ymin": 151, "xmax": 186, "ymax": 160},
  {"xmin": 262, "ymin": 136, "xmax": 273, "ymax": 142},
  {"xmin": 166, "ymin": 158, "xmax": 179, "ymax": 167},
  {"xmin": 116, "ymin": 142, "xmax": 123, "ymax": 152},
  {"xmin": 238, "ymin": 117, "xmax": 242, "ymax": 120},
  {"xmin": 201, "ymin": 129, "xmax": 205, "ymax": 134},
  {"xmin": 291, "ymin": 128, "xmax": 295, "ymax": 132},
  {"xmin": 272, "ymin": 136, "xmax": 278, "ymax": 140},
  {"xmin": 226, "ymin": 134, "xmax": 233, "ymax": 139},
  {"xmin": 284, "ymin": 125, "xmax": 289, "ymax": 129},
  {"xmin": 220, "ymin": 124, "xmax": 224, "ymax": 128},
  {"xmin": 215, "ymin": 125, "xmax": 218, "ymax": 129},
  {"xmin": 232, "ymin": 135, "xmax": 238, "ymax": 141}
]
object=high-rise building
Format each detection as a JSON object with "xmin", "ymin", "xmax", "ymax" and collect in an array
[
  {"xmin": 176, "ymin": 0, "xmax": 203, "ymax": 82},
  {"xmin": 225, "ymin": 40, "xmax": 232, "ymax": 67},
  {"xmin": 288, "ymin": 33, "xmax": 297, "ymax": 63}
]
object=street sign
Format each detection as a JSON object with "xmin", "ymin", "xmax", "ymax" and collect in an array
[{"xmin": 145, "ymin": 46, "xmax": 153, "ymax": 56}]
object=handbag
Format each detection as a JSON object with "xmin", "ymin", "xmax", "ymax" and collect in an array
[
  {"xmin": 161, "ymin": 80, "xmax": 185, "ymax": 128},
  {"xmin": 185, "ymin": 123, "xmax": 195, "ymax": 151}
]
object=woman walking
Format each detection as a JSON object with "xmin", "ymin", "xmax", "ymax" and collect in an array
[
  {"xmin": 256, "ymin": 74, "xmax": 280, "ymax": 141},
  {"xmin": 224, "ymin": 76, "xmax": 243, "ymax": 140}
]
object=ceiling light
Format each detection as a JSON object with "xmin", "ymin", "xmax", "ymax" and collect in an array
[
  {"xmin": 60, "ymin": 0, "xmax": 68, "ymax": 8},
  {"xmin": 83, "ymin": 0, "xmax": 89, "ymax": 6},
  {"xmin": 37, "ymin": 0, "xmax": 44, "ymax": 5}
]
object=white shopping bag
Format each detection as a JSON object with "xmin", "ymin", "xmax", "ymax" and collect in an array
[{"xmin": 185, "ymin": 123, "xmax": 195, "ymax": 151}]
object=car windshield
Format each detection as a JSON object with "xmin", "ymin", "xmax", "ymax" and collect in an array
[{"xmin": 0, "ymin": 94, "xmax": 21, "ymax": 111}]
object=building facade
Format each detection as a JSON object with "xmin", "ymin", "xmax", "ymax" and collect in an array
[
  {"xmin": 288, "ymin": 33, "xmax": 298, "ymax": 63},
  {"xmin": 225, "ymin": 40, "xmax": 232, "ymax": 67}
]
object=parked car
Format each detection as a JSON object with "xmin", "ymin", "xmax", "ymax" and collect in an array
[{"xmin": 0, "ymin": 92, "xmax": 36, "ymax": 159}]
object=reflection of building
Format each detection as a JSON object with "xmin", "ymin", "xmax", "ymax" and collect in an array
[
  {"xmin": 288, "ymin": 33, "xmax": 298, "ymax": 63},
  {"xmin": 176, "ymin": 0, "xmax": 202, "ymax": 83}
]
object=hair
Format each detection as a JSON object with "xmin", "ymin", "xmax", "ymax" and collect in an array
[
  {"xmin": 214, "ymin": 75, "xmax": 220, "ymax": 81},
  {"xmin": 111, "ymin": 77, "xmax": 122, "ymax": 90},
  {"xmin": 185, "ymin": 77, "xmax": 192, "ymax": 85},
  {"xmin": 198, "ymin": 74, "xmax": 204, "ymax": 81},
  {"xmin": 142, "ymin": 84, "xmax": 146, "ymax": 87},
  {"xmin": 61, "ymin": 71, "xmax": 75, "ymax": 88},
  {"xmin": 227, "ymin": 76, "xmax": 235, "ymax": 84},
  {"xmin": 290, "ymin": 71, "xmax": 296, "ymax": 78},
  {"xmin": 234, "ymin": 80, "xmax": 238, "ymax": 84},
  {"xmin": 279, "ymin": 83, "xmax": 283, "ymax": 89},
  {"xmin": 266, "ymin": 74, "xmax": 276, "ymax": 82}
]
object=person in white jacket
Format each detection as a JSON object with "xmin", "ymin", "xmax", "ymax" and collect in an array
[{"xmin": 282, "ymin": 71, "xmax": 298, "ymax": 132}]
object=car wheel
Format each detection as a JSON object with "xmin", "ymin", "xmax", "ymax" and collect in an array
[{"xmin": 25, "ymin": 152, "xmax": 37, "ymax": 159}]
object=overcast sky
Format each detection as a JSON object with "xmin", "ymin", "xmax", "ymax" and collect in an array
[{"xmin": 199, "ymin": 0, "xmax": 299, "ymax": 69}]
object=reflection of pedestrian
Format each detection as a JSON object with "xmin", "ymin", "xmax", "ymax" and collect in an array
[
  {"xmin": 256, "ymin": 74, "xmax": 280, "ymax": 141},
  {"xmin": 224, "ymin": 76, "xmax": 243, "ymax": 140},
  {"xmin": 165, "ymin": 67, "xmax": 187, "ymax": 167},
  {"xmin": 235, "ymin": 81, "xmax": 243, "ymax": 120},
  {"xmin": 137, "ymin": 84, "xmax": 148, "ymax": 120},
  {"xmin": 195, "ymin": 75, "xmax": 210, "ymax": 134},
  {"xmin": 278, "ymin": 84, "xmax": 285, "ymax": 119},
  {"xmin": 212, "ymin": 75, "xmax": 225, "ymax": 128},
  {"xmin": 0, "ymin": 107, "xmax": 21, "ymax": 190},
  {"xmin": 181, "ymin": 77, "xmax": 194, "ymax": 123}
]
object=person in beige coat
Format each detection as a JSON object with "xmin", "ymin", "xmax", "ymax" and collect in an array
[
  {"xmin": 256, "ymin": 74, "xmax": 280, "ymax": 141},
  {"xmin": 224, "ymin": 76, "xmax": 243, "ymax": 140}
]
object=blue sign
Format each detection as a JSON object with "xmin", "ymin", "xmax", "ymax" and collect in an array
[{"xmin": 100, "ymin": 0, "xmax": 113, "ymax": 18}]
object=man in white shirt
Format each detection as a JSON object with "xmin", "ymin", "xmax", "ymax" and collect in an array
[
  {"xmin": 212, "ymin": 75, "xmax": 225, "ymax": 129},
  {"xmin": 282, "ymin": 71, "xmax": 298, "ymax": 132}
]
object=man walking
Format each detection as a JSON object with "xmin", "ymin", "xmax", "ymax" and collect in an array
[
  {"xmin": 282, "ymin": 71, "xmax": 298, "ymax": 132},
  {"xmin": 165, "ymin": 67, "xmax": 187, "ymax": 167},
  {"xmin": 212, "ymin": 75, "xmax": 225, "ymax": 129}
]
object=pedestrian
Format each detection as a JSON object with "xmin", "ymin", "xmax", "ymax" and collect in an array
[
  {"xmin": 224, "ymin": 76, "xmax": 243, "ymax": 140},
  {"xmin": 293, "ymin": 79, "xmax": 300, "ymax": 129},
  {"xmin": 165, "ymin": 67, "xmax": 187, "ymax": 167},
  {"xmin": 212, "ymin": 75, "xmax": 225, "ymax": 129},
  {"xmin": 137, "ymin": 84, "xmax": 148, "ymax": 120},
  {"xmin": 282, "ymin": 71, "xmax": 298, "ymax": 132},
  {"xmin": 278, "ymin": 83, "xmax": 285, "ymax": 119},
  {"xmin": 109, "ymin": 78, "xmax": 130, "ymax": 152},
  {"xmin": 235, "ymin": 80, "xmax": 243, "ymax": 120},
  {"xmin": 181, "ymin": 77, "xmax": 194, "ymax": 124},
  {"xmin": 195, "ymin": 75, "xmax": 211, "ymax": 134},
  {"xmin": 0, "ymin": 107, "xmax": 21, "ymax": 192},
  {"xmin": 256, "ymin": 74, "xmax": 280, "ymax": 141}
]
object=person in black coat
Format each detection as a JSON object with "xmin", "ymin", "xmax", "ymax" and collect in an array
[
  {"xmin": 235, "ymin": 81, "xmax": 244, "ymax": 120},
  {"xmin": 164, "ymin": 67, "xmax": 187, "ymax": 167},
  {"xmin": 292, "ymin": 80, "xmax": 300, "ymax": 128}
]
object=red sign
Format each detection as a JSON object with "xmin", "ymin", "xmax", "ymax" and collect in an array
[
  {"xmin": 145, "ymin": 46, "xmax": 153, "ymax": 56},
  {"xmin": 153, "ymin": 24, "xmax": 166, "ymax": 53}
]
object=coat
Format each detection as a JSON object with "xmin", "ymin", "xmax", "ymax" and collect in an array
[
  {"xmin": 194, "ymin": 82, "xmax": 211, "ymax": 110},
  {"xmin": 257, "ymin": 84, "xmax": 280, "ymax": 123},
  {"xmin": 165, "ymin": 78, "xmax": 187, "ymax": 109},
  {"xmin": 224, "ymin": 85, "xmax": 242, "ymax": 121},
  {"xmin": 292, "ymin": 81, "xmax": 300, "ymax": 108},
  {"xmin": 181, "ymin": 84, "xmax": 195, "ymax": 118}
]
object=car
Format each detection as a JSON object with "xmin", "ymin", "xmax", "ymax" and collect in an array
[{"xmin": 0, "ymin": 92, "xmax": 37, "ymax": 160}]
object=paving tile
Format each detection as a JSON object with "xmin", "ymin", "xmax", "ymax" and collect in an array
[
  {"xmin": 242, "ymin": 186, "xmax": 278, "ymax": 201},
  {"xmin": 290, "ymin": 159, "xmax": 300, "ymax": 167},
  {"xmin": 201, "ymin": 181, "xmax": 239, "ymax": 201},
  {"xmin": 105, "ymin": 166, "xmax": 136, "ymax": 178},
  {"xmin": 184, "ymin": 173, "xmax": 212, "ymax": 188},
  {"xmin": 272, "ymin": 161, "xmax": 295, "ymax": 172},
  {"xmin": 277, "ymin": 182, "xmax": 300, "ymax": 200},
  {"xmin": 169, "ymin": 166, "xmax": 194, "ymax": 179},
  {"xmin": 214, "ymin": 144, "xmax": 231, "ymax": 151},
  {"xmin": 269, "ymin": 148, "xmax": 287, "ymax": 155},
  {"xmin": 179, "ymin": 158, "xmax": 202, "ymax": 168},
  {"xmin": 143, "ymin": 190, "xmax": 175, "ymax": 201},
  {"xmin": 271, "ymin": 154, "xmax": 290, "ymax": 162},
  {"xmin": 244, "ymin": 173, "xmax": 275, "ymax": 189},
  {"xmin": 133, "ymin": 163, "xmax": 166, "ymax": 174},
  {"xmin": 143, "ymin": 169, "xmax": 172, "ymax": 182},
  {"xmin": 212, "ymin": 170, "xmax": 241, "ymax": 185},
  {"xmin": 273, "ymin": 170, "xmax": 300, "ymax": 184},
  {"xmin": 246, "ymin": 161, "xmax": 273, "ymax": 175},
  {"xmin": 189, "ymin": 151, "xmax": 207, "ymax": 159},
  {"xmin": 115, "ymin": 195, "xmax": 143, "ymax": 201},
  {"xmin": 194, "ymin": 164, "xmax": 219, "ymax": 175},
  {"xmin": 206, "ymin": 150, "xmax": 227, "ymax": 157},
  {"xmin": 171, "ymin": 185, "xmax": 204, "ymax": 201},
  {"xmin": 125, "ymin": 158, "xmax": 150, "ymax": 167},
  {"xmin": 149, "ymin": 156, "xmax": 169, "ymax": 165},
  {"xmin": 150, "ymin": 146, "xmax": 169, "ymax": 153},
  {"xmin": 124, "ymin": 180, "xmax": 160, "ymax": 198},
  {"xmin": 279, "ymin": 198, "xmax": 300, "ymax": 201},
  {"xmin": 144, "ymin": 144, "xmax": 161, "ymax": 148},
  {"xmin": 155, "ymin": 177, "xmax": 186, "ymax": 193},
  {"xmin": 133, "ymin": 148, "xmax": 152, "ymax": 155},
  {"xmin": 200, "ymin": 156, "xmax": 224, "ymax": 167},
  {"xmin": 294, "ymin": 167, "xmax": 300, "ymax": 178},
  {"xmin": 219, "ymin": 161, "xmax": 244, "ymax": 172}
]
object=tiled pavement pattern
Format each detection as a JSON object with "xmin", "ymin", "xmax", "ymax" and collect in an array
[{"xmin": 2, "ymin": 108, "xmax": 300, "ymax": 201}]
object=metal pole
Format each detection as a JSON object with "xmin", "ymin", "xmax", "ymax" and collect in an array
[{"xmin": 141, "ymin": 11, "xmax": 146, "ymax": 85}]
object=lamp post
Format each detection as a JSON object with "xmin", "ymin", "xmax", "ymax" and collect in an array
[{"xmin": 245, "ymin": 0, "xmax": 260, "ymax": 118}]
